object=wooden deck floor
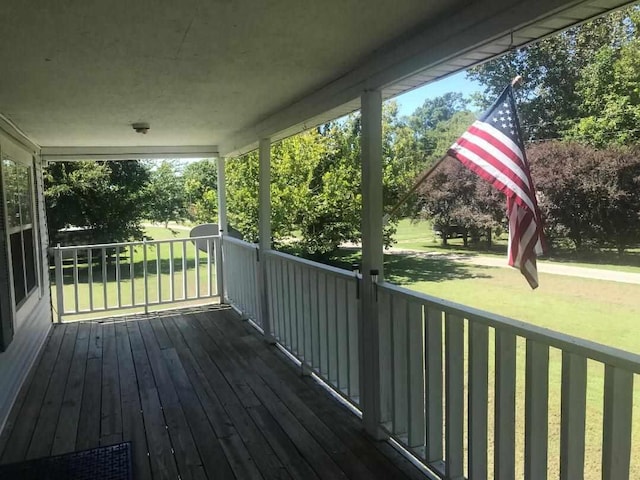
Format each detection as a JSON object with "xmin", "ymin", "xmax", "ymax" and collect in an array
[{"xmin": 0, "ymin": 307, "xmax": 427, "ymax": 480}]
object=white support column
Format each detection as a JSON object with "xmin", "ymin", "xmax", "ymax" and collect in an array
[
  {"xmin": 216, "ymin": 156, "xmax": 227, "ymax": 302},
  {"xmin": 258, "ymin": 138, "xmax": 274, "ymax": 342},
  {"xmin": 360, "ymin": 89, "xmax": 386, "ymax": 439},
  {"xmin": 217, "ymin": 156, "xmax": 228, "ymax": 234}
]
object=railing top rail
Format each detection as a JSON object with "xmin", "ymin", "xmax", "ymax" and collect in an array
[
  {"xmin": 51, "ymin": 234, "xmax": 220, "ymax": 251},
  {"xmin": 263, "ymin": 249, "xmax": 356, "ymax": 280},
  {"xmin": 222, "ymin": 235, "xmax": 259, "ymax": 250},
  {"xmin": 378, "ymin": 280, "xmax": 640, "ymax": 373}
]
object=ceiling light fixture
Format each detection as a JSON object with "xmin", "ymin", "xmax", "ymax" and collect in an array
[{"xmin": 132, "ymin": 122, "xmax": 150, "ymax": 134}]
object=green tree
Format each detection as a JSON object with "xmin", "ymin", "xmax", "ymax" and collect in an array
[
  {"xmin": 408, "ymin": 92, "xmax": 468, "ymax": 158},
  {"xmin": 45, "ymin": 160, "xmax": 151, "ymax": 244},
  {"xmin": 225, "ymin": 102, "xmax": 420, "ymax": 256},
  {"xmin": 146, "ymin": 161, "xmax": 185, "ymax": 227},
  {"xmin": 467, "ymin": 7, "xmax": 638, "ymax": 140},
  {"xmin": 567, "ymin": 38, "xmax": 640, "ymax": 146},
  {"xmin": 182, "ymin": 159, "xmax": 218, "ymax": 223}
]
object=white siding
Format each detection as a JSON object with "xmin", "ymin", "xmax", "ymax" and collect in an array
[
  {"xmin": 0, "ymin": 295, "xmax": 51, "ymax": 434},
  {"xmin": 0, "ymin": 129, "xmax": 52, "ymax": 435}
]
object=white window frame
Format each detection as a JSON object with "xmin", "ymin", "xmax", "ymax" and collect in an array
[{"xmin": 1, "ymin": 142, "xmax": 42, "ymax": 332}]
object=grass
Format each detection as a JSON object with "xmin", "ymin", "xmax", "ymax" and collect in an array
[
  {"xmin": 392, "ymin": 218, "xmax": 640, "ymax": 273},
  {"xmin": 51, "ymin": 226, "xmax": 219, "ymax": 320}
]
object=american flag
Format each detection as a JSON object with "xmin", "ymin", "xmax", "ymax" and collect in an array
[{"xmin": 448, "ymin": 85, "xmax": 545, "ymax": 289}]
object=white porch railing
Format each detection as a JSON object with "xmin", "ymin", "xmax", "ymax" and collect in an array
[
  {"xmin": 52, "ymin": 235, "xmax": 221, "ymax": 320},
  {"xmin": 264, "ymin": 250, "xmax": 360, "ymax": 405},
  {"xmin": 377, "ymin": 281, "xmax": 640, "ymax": 480},
  {"xmin": 222, "ymin": 236, "xmax": 260, "ymax": 325}
]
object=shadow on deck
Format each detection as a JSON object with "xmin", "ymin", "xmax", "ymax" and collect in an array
[{"xmin": 0, "ymin": 307, "xmax": 428, "ymax": 480}]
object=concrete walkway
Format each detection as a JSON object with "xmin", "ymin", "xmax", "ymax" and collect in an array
[{"xmin": 389, "ymin": 248, "xmax": 640, "ymax": 285}]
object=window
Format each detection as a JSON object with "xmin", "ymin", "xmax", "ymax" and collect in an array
[{"xmin": 2, "ymin": 155, "xmax": 38, "ymax": 309}]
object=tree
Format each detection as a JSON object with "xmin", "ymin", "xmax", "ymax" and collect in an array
[
  {"xmin": 409, "ymin": 101, "xmax": 505, "ymax": 247},
  {"xmin": 146, "ymin": 161, "xmax": 185, "ymax": 227},
  {"xmin": 45, "ymin": 160, "xmax": 151, "ymax": 244},
  {"xmin": 225, "ymin": 102, "xmax": 420, "ymax": 256},
  {"xmin": 467, "ymin": 6, "xmax": 638, "ymax": 141},
  {"xmin": 182, "ymin": 159, "xmax": 218, "ymax": 223},
  {"xmin": 567, "ymin": 38, "xmax": 640, "ymax": 146},
  {"xmin": 528, "ymin": 141, "xmax": 640, "ymax": 253},
  {"xmin": 408, "ymin": 93, "xmax": 468, "ymax": 159},
  {"xmin": 417, "ymin": 159, "xmax": 504, "ymax": 246}
]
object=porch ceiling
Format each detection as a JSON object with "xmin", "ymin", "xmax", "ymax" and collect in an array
[{"xmin": 0, "ymin": 0, "xmax": 636, "ymax": 156}]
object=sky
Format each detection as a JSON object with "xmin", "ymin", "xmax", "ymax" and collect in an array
[{"xmin": 393, "ymin": 70, "xmax": 484, "ymax": 117}]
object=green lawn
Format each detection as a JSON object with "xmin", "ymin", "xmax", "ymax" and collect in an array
[{"xmin": 392, "ymin": 218, "xmax": 640, "ymax": 273}]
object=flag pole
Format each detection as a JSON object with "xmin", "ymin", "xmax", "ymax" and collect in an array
[{"xmin": 382, "ymin": 75, "xmax": 523, "ymax": 225}]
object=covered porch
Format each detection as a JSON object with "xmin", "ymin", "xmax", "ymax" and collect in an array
[
  {"xmin": 0, "ymin": 0, "xmax": 639, "ymax": 478},
  {"xmin": 0, "ymin": 307, "xmax": 426, "ymax": 480}
]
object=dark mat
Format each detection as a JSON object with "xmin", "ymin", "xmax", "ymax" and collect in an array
[{"xmin": 0, "ymin": 442, "xmax": 132, "ymax": 480}]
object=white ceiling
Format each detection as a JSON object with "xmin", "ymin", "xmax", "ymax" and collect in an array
[{"xmin": 0, "ymin": 0, "xmax": 636, "ymax": 156}]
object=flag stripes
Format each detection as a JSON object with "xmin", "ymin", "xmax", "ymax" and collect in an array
[{"xmin": 447, "ymin": 85, "xmax": 545, "ymax": 289}]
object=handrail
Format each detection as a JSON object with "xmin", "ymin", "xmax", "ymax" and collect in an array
[
  {"xmin": 378, "ymin": 280, "xmax": 640, "ymax": 373},
  {"xmin": 264, "ymin": 249, "xmax": 357, "ymax": 280},
  {"xmin": 222, "ymin": 235, "xmax": 259, "ymax": 250},
  {"xmin": 51, "ymin": 234, "xmax": 220, "ymax": 251}
]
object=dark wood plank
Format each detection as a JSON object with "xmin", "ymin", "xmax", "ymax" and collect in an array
[
  {"xmin": 127, "ymin": 319, "xmax": 179, "ymax": 480},
  {"xmin": 161, "ymin": 317, "xmax": 236, "ymax": 440},
  {"xmin": 100, "ymin": 320, "xmax": 122, "ymax": 445},
  {"xmin": 219, "ymin": 431, "xmax": 265, "ymax": 480},
  {"xmin": 3, "ymin": 310, "xmax": 429, "ymax": 480},
  {"xmin": 26, "ymin": 323, "xmax": 79, "ymax": 459},
  {"xmin": 87, "ymin": 320, "xmax": 103, "ymax": 360},
  {"xmin": 51, "ymin": 322, "xmax": 91, "ymax": 455},
  {"xmin": 138, "ymin": 319, "xmax": 205, "ymax": 480},
  {"xmin": 191, "ymin": 314, "xmax": 261, "ymax": 409},
  {"xmin": 162, "ymin": 346, "xmax": 235, "ymax": 479},
  {"xmin": 76, "ymin": 359, "xmax": 103, "ymax": 450},
  {"xmin": 229, "ymin": 315, "xmax": 427, "ymax": 480},
  {"xmin": 149, "ymin": 316, "xmax": 172, "ymax": 350},
  {"xmin": 127, "ymin": 320, "xmax": 178, "ymax": 480},
  {"xmin": 162, "ymin": 317, "xmax": 264, "ymax": 480},
  {"xmin": 0, "ymin": 324, "xmax": 66, "ymax": 463},
  {"xmin": 247, "ymin": 405, "xmax": 322, "ymax": 480},
  {"xmin": 115, "ymin": 321, "xmax": 152, "ymax": 480},
  {"xmin": 193, "ymin": 314, "xmax": 353, "ymax": 480},
  {"xmin": 173, "ymin": 315, "xmax": 291, "ymax": 480},
  {"xmin": 76, "ymin": 320, "xmax": 105, "ymax": 451}
]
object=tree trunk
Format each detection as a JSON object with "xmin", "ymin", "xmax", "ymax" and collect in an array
[{"xmin": 487, "ymin": 228, "xmax": 492, "ymax": 248}]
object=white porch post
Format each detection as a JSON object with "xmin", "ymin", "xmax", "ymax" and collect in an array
[
  {"xmin": 360, "ymin": 89, "xmax": 386, "ymax": 439},
  {"xmin": 258, "ymin": 138, "xmax": 274, "ymax": 342},
  {"xmin": 216, "ymin": 156, "xmax": 227, "ymax": 302}
]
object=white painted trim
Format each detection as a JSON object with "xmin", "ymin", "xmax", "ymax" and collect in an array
[
  {"xmin": 0, "ymin": 114, "xmax": 40, "ymax": 155},
  {"xmin": 41, "ymin": 145, "xmax": 219, "ymax": 161}
]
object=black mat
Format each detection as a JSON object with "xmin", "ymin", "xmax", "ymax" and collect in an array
[{"xmin": 0, "ymin": 442, "xmax": 132, "ymax": 480}]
